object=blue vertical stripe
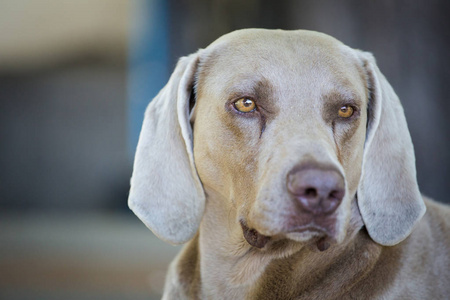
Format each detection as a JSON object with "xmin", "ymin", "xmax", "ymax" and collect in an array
[{"xmin": 128, "ymin": 0, "xmax": 169, "ymax": 158}]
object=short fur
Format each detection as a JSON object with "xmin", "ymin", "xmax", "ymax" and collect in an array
[{"xmin": 128, "ymin": 29, "xmax": 450, "ymax": 299}]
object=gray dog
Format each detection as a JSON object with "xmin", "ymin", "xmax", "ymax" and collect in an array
[{"xmin": 128, "ymin": 29, "xmax": 450, "ymax": 299}]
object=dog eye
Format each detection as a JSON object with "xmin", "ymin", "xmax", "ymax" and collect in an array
[
  {"xmin": 234, "ymin": 98, "xmax": 256, "ymax": 113},
  {"xmin": 338, "ymin": 105, "xmax": 354, "ymax": 118}
]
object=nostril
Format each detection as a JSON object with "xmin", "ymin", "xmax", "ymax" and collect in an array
[
  {"xmin": 322, "ymin": 189, "xmax": 344, "ymax": 213},
  {"xmin": 329, "ymin": 190, "xmax": 342, "ymax": 201},
  {"xmin": 305, "ymin": 188, "xmax": 317, "ymax": 198}
]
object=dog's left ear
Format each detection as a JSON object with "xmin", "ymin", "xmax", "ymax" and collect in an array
[
  {"xmin": 128, "ymin": 52, "xmax": 205, "ymax": 245},
  {"xmin": 356, "ymin": 51, "xmax": 426, "ymax": 246}
]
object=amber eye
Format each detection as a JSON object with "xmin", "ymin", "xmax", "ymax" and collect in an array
[
  {"xmin": 338, "ymin": 105, "xmax": 354, "ymax": 118},
  {"xmin": 233, "ymin": 98, "xmax": 256, "ymax": 113}
]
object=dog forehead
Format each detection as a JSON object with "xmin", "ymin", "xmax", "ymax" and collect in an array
[
  {"xmin": 209, "ymin": 28, "xmax": 343, "ymax": 51},
  {"xmin": 197, "ymin": 29, "xmax": 365, "ymax": 101},
  {"xmin": 204, "ymin": 29, "xmax": 350, "ymax": 69}
]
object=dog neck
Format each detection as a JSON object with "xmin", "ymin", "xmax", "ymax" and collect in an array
[{"xmin": 180, "ymin": 192, "xmax": 380, "ymax": 299}]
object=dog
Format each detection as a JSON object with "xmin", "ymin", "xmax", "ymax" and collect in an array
[{"xmin": 128, "ymin": 29, "xmax": 450, "ymax": 299}]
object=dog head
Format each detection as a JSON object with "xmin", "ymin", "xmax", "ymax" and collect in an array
[{"xmin": 128, "ymin": 29, "xmax": 425, "ymax": 250}]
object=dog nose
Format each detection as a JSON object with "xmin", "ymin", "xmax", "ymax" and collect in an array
[{"xmin": 287, "ymin": 167, "xmax": 345, "ymax": 215}]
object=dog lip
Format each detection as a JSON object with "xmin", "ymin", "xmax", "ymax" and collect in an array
[
  {"xmin": 240, "ymin": 220, "xmax": 271, "ymax": 249},
  {"xmin": 287, "ymin": 225, "xmax": 327, "ymax": 234},
  {"xmin": 285, "ymin": 212, "xmax": 337, "ymax": 238},
  {"xmin": 284, "ymin": 224, "xmax": 334, "ymax": 241}
]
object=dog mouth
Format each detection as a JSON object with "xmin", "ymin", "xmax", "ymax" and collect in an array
[{"xmin": 240, "ymin": 220, "xmax": 333, "ymax": 251}]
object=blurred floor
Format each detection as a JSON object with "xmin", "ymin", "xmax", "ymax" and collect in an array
[{"xmin": 0, "ymin": 212, "xmax": 180, "ymax": 300}]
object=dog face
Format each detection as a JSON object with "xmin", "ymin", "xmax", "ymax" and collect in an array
[
  {"xmin": 128, "ymin": 29, "xmax": 425, "ymax": 250},
  {"xmin": 193, "ymin": 30, "xmax": 367, "ymax": 246}
]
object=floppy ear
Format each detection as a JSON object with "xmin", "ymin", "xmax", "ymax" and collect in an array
[
  {"xmin": 357, "ymin": 51, "xmax": 426, "ymax": 246},
  {"xmin": 128, "ymin": 53, "xmax": 205, "ymax": 245}
]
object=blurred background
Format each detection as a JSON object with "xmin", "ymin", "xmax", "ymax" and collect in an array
[{"xmin": 0, "ymin": 0, "xmax": 449, "ymax": 299}]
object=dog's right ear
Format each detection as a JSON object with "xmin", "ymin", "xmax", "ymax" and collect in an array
[
  {"xmin": 356, "ymin": 51, "xmax": 426, "ymax": 246},
  {"xmin": 128, "ymin": 53, "xmax": 205, "ymax": 245}
]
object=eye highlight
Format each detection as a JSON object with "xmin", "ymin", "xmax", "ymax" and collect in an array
[
  {"xmin": 338, "ymin": 105, "xmax": 354, "ymax": 118},
  {"xmin": 233, "ymin": 98, "xmax": 256, "ymax": 113}
]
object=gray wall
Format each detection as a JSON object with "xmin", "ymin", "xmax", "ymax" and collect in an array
[{"xmin": 0, "ymin": 65, "xmax": 130, "ymax": 211}]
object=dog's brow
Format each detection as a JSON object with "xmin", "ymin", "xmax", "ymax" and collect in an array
[
  {"xmin": 322, "ymin": 90, "xmax": 361, "ymax": 106},
  {"xmin": 227, "ymin": 77, "xmax": 267, "ymax": 96}
]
